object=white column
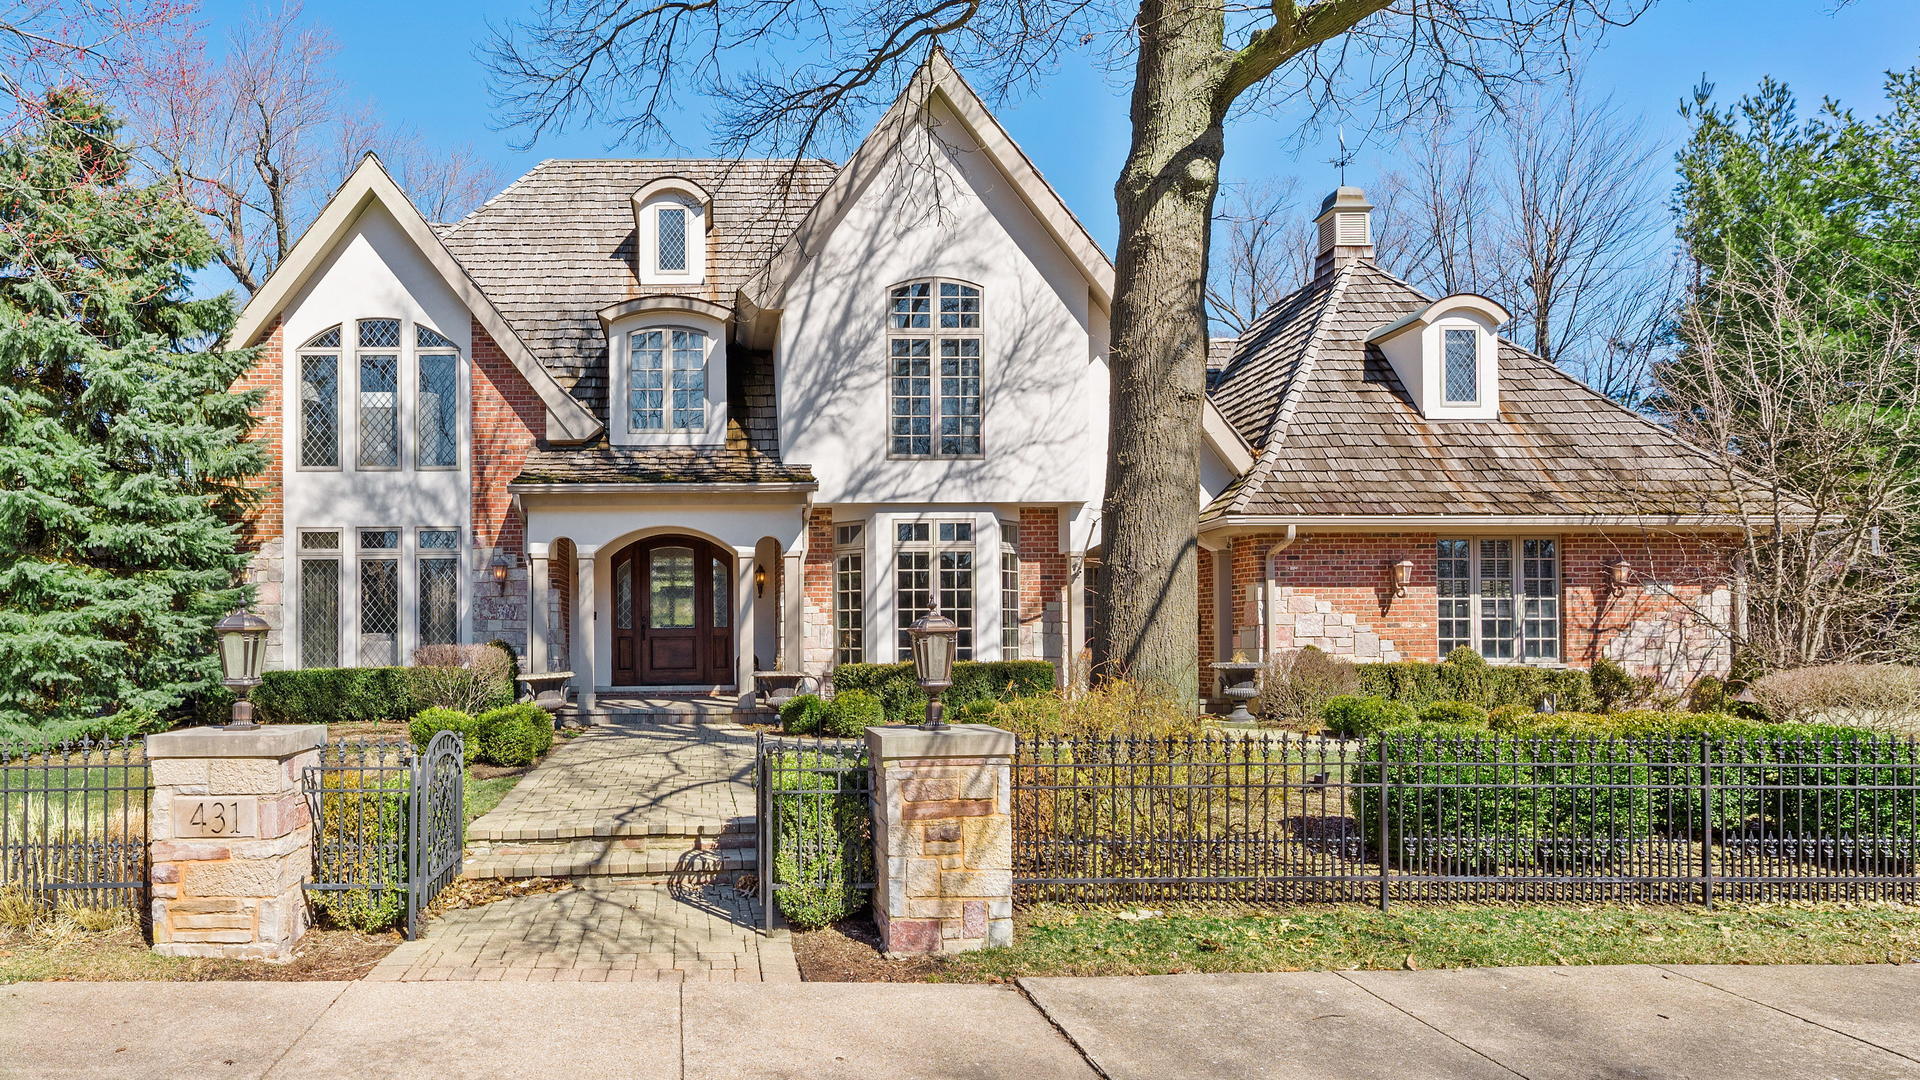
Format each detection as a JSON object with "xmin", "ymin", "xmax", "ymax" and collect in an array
[
  {"xmin": 733, "ymin": 547, "xmax": 756, "ymax": 709},
  {"xmin": 574, "ymin": 546, "xmax": 598, "ymax": 714},
  {"xmin": 528, "ymin": 543, "xmax": 550, "ymax": 674}
]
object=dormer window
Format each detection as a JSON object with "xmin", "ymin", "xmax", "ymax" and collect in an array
[
  {"xmin": 1368, "ymin": 294, "xmax": 1511, "ymax": 421},
  {"xmin": 631, "ymin": 178, "xmax": 710, "ymax": 286},
  {"xmin": 599, "ymin": 295, "xmax": 731, "ymax": 447},
  {"xmin": 629, "ymin": 328, "xmax": 707, "ymax": 432},
  {"xmin": 1443, "ymin": 328, "xmax": 1478, "ymax": 404}
]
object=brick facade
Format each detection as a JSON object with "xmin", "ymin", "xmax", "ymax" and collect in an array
[
  {"xmin": 1016, "ymin": 507, "xmax": 1068, "ymax": 666},
  {"xmin": 236, "ymin": 319, "xmax": 286, "ymax": 667},
  {"xmin": 468, "ymin": 319, "xmax": 544, "ymax": 655},
  {"xmin": 1198, "ymin": 548, "xmax": 1217, "ymax": 671},
  {"xmin": 802, "ymin": 508, "xmax": 836, "ymax": 675},
  {"xmin": 1219, "ymin": 530, "xmax": 1736, "ymax": 685}
]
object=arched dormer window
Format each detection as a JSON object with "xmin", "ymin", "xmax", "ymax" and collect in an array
[
  {"xmin": 1367, "ymin": 294, "xmax": 1510, "ymax": 421},
  {"xmin": 632, "ymin": 178, "xmax": 711, "ymax": 286},
  {"xmin": 298, "ymin": 326, "xmax": 342, "ymax": 468},
  {"xmin": 887, "ymin": 279, "xmax": 982, "ymax": 458},
  {"xmin": 600, "ymin": 296, "xmax": 730, "ymax": 446}
]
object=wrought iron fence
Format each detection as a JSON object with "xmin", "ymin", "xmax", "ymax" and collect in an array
[
  {"xmin": 0, "ymin": 736, "xmax": 149, "ymax": 912},
  {"xmin": 1013, "ymin": 731, "xmax": 1920, "ymax": 908},
  {"xmin": 756, "ymin": 733, "xmax": 872, "ymax": 931},
  {"xmin": 303, "ymin": 732, "xmax": 463, "ymax": 938}
]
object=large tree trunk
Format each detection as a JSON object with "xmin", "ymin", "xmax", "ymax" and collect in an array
[{"xmin": 1101, "ymin": 0, "xmax": 1227, "ymax": 704}]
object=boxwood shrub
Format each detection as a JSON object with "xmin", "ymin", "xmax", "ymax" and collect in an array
[
  {"xmin": 768, "ymin": 747, "xmax": 872, "ymax": 928},
  {"xmin": 474, "ymin": 704, "xmax": 554, "ymax": 767},
  {"xmin": 1321, "ymin": 694, "xmax": 1417, "ymax": 738},
  {"xmin": 779, "ymin": 693, "xmax": 828, "ymax": 735},
  {"xmin": 830, "ymin": 660, "xmax": 1055, "ymax": 724},
  {"xmin": 821, "ymin": 690, "xmax": 885, "ymax": 738},
  {"xmin": 1356, "ymin": 649, "xmax": 1595, "ymax": 712},
  {"xmin": 252, "ymin": 664, "xmax": 513, "ymax": 726}
]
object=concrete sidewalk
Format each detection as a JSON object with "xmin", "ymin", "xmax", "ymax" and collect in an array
[{"xmin": 5, "ymin": 965, "xmax": 1919, "ymax": 1079}]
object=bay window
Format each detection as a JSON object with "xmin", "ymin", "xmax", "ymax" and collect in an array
[
  {"xmin": 895, "ymin": 520, "xmax": 974, "ymax": 659},
  {"xmin": 1437, "ymin": 537, "xmax": 1560, "ymax": 662}
]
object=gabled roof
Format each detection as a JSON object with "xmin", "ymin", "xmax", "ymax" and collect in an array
[
  {"xmin": 228, "ymin": 155, "xmax": 600, "ymax": 443},
  {"xmin": 1204, "ymin": 260, "xmax": 1760, "ymax": 523},
  {"xmin": 437, "ymin": 158, "xmax": 836, "ymax": 422}
]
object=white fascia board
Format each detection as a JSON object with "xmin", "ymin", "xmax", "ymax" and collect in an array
[
  {"xmin": 509, "ymin": 482, "xmax": 818, "ymax": 496},
  {"xmin": 1200, "ymin": 514, "xmax": 1766, "ymax": 535},
  {"xmin": 1201, "ymin": 402, "xmax": 1255, "ymax": 476},
  {"xmin": 229, "ymin": 154, "xmax": 603, "ymax": 444}
]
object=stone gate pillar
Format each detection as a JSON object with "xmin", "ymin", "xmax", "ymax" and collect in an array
[
  {"xmin": 146, "ymin": 726, "xmax": 324, "ymax": 960},
  {"xmin": 867, "ymin": 724, "xmax": 1015, "ymax": 954}
]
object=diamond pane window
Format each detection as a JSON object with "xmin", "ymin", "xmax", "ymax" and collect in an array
[
  {"xmin": 711, "ymin": 556, "xmax": 729, "ymax": 629},
  {"xmin": 420, "ymin": 528, "xmax": 458, "ymax": 550},
  {"xmin": 358, "ymin": 352, "xmax": 399, "ymax": 467},
  {"xmin": 416, "ymin": 326, "xmax": 456, "ymax": 349},
  {"xmin": 307, "ymin": 326, "xmax": 341, "ymax": 349},
  {"xmin": 358, "ymin": 318, "xmax": 400, "ymax": 349},
  {"xmin": 300, "ymin": 557, "xmax": 339, "ymax": 668},
  {"xmin": 629, "ymin": 330, "xmax": 665, "ymax": 431},
  {"xmin": 418, "ymin": 555, "xmax": 459, "ymax": 646},
  {"xmin": 888, "ymin": 280, "xmax": 981, "ymax": 457},
  {"xmin": 1444, "ymin": 328, "xmax": 1478, "ymax": 403},
  {"xmin": 301, "ymin": 530, "xmax": 341, "ymax": 551},
  {"xmin": 657, "ymin": 207, "xmax": 688, "ymax": 272},
  {"xmin": 360, "ymin": 557, "xmax": 400, "ymax": 666},
  {"xmin": 615, "ymin": 562, "xmax": 633, "ymax": 630},
  {"xmin": 300, "ymin": 342, "xmax": 339, "ymax": 468},
  {"xmin": 360, "ymin": 529, "xmax": 400, "ymax": 550},
  {"xmin": 418, "ymin": 351, "xmax": 458, "ymax": 468},
  {"xmin": 670, "ymin": 330, "xmax": 706, "ymax": 430}
]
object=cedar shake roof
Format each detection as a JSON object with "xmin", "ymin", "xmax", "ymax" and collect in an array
[
  {"xmin": 512, "ymin": 445, "xmax": 814, "ymax": 486},
  {"xmin": 435, "ymin": 158, "xmax": 837, "ymax": 421},
  {"xmin": 1205, "ymin": 260, "xmax": 1751, "ymax": 520}
]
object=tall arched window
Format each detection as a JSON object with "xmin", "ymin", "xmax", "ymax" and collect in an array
[
  {"xmin": 887, "ymin": 279, "xmax": 982, "ymax": 458},
  {"xmin": 298, "ymin": 326, "xmax": 342, "ymax": 468}
]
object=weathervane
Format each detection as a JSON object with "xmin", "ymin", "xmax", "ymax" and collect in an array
[{"xmin": 1330, "ymin": 126, "xmax": 1355, "ymax": 186}]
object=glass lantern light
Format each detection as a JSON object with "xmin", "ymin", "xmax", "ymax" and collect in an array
[
  {"xmin": 907, "ymin": 607, "xmax": 960, "ymax": 731},
  {"xmin": 215, "ymin": 605, "xmax": 270, "ymax": 731}
]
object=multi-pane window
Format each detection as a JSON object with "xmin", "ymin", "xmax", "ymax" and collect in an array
[
  {"xmin": 357, "ymin": 319, "xmax": 400, "ymax": 468},
  {"xmin": 1443, "ymin": 328, "xmax": 1478, "ymax": 403},
  {"xmin": 417, "ymin": 528, "xmax": 460, "ymax": 647},
  {"xmin": 1435, "ymin": 537, "xmax": 1559, "ymax": 662},
  {"xmin": 1000, "ymin": 521, "xmax": 1021, "ymax": 659},
  {"xmin": 358, "ymin": 529, "xmax": 401, "ymax": 665},
  {"xmin": 888, "ymin": 280, "xmax": 983, "ymax": 457},
  {"xmin": 416, "ymin": 326, "xmax": 458, "ymax": 469},
  {"xmin": 657, "ymin": 206, "xmax": 688, "ymax": 272},
  {"xmin": 299, "ymin": 530, "xmax": 341, "ymax": 667},
  {"xmin": 629, "ymin": 328, "xmax": 707, "ymax": 432},
  {"xmin": 299, "ymin": 327, "xmax": 341, "ymax": 468},
  {"xmin": 835, "ymin": 524, "xmax": 864, "ymax": 665},
  {"xmin": 895, "ymin": 521, "xmax": 974, "ymax": 659}
]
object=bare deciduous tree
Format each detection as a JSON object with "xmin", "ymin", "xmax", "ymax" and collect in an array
[
  {"xmin": 485, "ymin": 0, "xmax": 1653, "ymax": 699},
  {"xmin": 1659, "ymin": 244, "xmax": 1920, "ymax": 667},
  {"xmin": 132, "ymin": 3, "xmax": 501, "ymax": 293},
  {"xmin": 1375, "ymin": 83, "xmax": 1670, "ymax": 401},
  {"xmin": 1207, "ymin": 177, "xmax": 1314, "ymax": 335},
  {"xmin": 0, "ymin": 1, "xmax": 191, "ymax": 135}
]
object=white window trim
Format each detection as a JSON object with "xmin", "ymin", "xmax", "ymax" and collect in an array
[
  {"xmin": 886, "ymin": 278, "xmax": 985, "ymax": 460},
  {"xmin": 609, "ymin": 312, "xmax": 728, "ymax": 446},
  {"xmin": 295, "ymin": 328, "xmax": 344, "ymax": 472},
  {"xmin": 634, "ymin": 192, "xmax": 707, "ymax": 285},
  {"xmin": 999, "ymin": 519, "xmax": 1021, "ymax": 660},
  {"xmin": 1437, "ymin": 535, "xmax": 1563, "ymax": 665},
  {"xmin": 834, "ymin": 523, "xmax": 865, "ymax": 666}
]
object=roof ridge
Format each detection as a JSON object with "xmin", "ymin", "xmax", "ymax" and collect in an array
[{"xmin": 1221, "ymin": 264, "xmax": 1356, "ymax": 515}]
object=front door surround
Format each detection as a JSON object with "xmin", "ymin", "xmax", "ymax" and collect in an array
[{"xmin": 610, "ymin": 535, "xmax": 734, "ymax": 685}]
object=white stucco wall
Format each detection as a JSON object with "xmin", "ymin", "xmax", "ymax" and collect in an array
[
  {"xmin": 275, "ymin": 201, "xmax": 477, "ymax": 668},
  {"xmin": 776, "ymin": 98, "xmax": 1111, "ymax": 514}
]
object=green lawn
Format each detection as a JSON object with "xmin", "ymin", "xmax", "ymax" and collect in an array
[
  {"xmin": 934, "ymin": 902, "xmax": 1920, "ymax": 980},
  {"xmin": 463, "ymin": 770, "xmax": 521, "ymax": 826}
]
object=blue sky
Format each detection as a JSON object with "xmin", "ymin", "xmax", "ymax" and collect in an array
[{"xmin": 200, "ymin": 0, "xmax": 1919, "ymax": 250}]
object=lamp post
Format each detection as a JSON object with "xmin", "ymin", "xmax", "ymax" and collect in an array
[
  {"xmin": 907, "ymin": 606, "xmax": 960, "ymax": 731},
  {"xmin": 215, "ymin": 605, "xmax": 270, "ymax": 731}
]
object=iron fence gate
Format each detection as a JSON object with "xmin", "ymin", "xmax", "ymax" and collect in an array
[
  {"xmin": 0, "ymin": 736, "xmax": 149, "ymax": 912},
  {"xmin": 304, "ymin": 732, "xmax": 463, "ymax": 938},
  {"xmin": 1013, "ymin": 731, "xmax": 1920, "ymax": 908},
  {"xmin": 756, "ymin": 733, "xmax": 873, "ymax": 931}
]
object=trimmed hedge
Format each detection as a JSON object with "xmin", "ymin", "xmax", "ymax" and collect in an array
[
  {"xmin": 475, "ymin": 704, "xmax": 554, "ymax": 767},
  {"xmin": 1321, "ymin": 695, "xmax": 1417, "ymax": 738},
  {"xmin": 831, "ymin": 660, "xmax": 1056, "ymax": 724},
  {"xmin": 822, "ymin": 690, "xmax": 885, "ymax": 738},
  {"xmin": 780, "ymin": 694, "xmax": 829, "ymax": 735},
  {"xmin": 1356, "ymin": 649, "xmax": 1595, "ymax": 712},
  {"xmin": 253, "ymin": 664, "xmax": 512, "ymax": 725},
  {"xmin": 769, "ymin": 748, "xmax": 871, "ymax": 927}
]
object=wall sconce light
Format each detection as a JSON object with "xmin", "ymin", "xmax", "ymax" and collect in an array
[
  {"xmin": 1608, "ymin": 558, "xmax": 1632, "ymax": 598},
  {"xmin": 491, "ymin": 552, "xmax": 512, "ymax": 593},
  {"xmin": 1391, "ymin": 558, "xmax": 1414, "ymax": 598},
  {"xmin": 754, "ymin": 563, "xmax": 768, "ymax": 597}
]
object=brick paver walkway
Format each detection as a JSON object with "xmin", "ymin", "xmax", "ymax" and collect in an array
[
  {"xmin": 370, "ymin": 719, "xmax": 795, "ymax": 983},
  {"xmin": 468, "ymin": 722, "xmax": 756, "ymax": 841},
  {"xmin": 368, "ymin": 881, "xmax": 798, "ymax": 983}
]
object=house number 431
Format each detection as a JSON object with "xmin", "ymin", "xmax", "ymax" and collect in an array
[{"xmin": 173, "ymin": 796, "xmax": 258, "ymax": 838}]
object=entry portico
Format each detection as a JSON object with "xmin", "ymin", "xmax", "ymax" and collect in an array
[{"xmin": 519, "ymin": 483, "xmax": 813, "ymax": 712}]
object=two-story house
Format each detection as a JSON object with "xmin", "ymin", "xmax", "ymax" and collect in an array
[{"xmin": 226, "ymin": 53, "xmax": 1747, "ymax": 711}]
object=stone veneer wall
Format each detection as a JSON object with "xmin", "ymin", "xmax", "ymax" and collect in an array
[
  {"xmin": 1563, "ymin": 532, "xmax": 1737, "ymax": 685},
  {"xmin": 468, "ymin": 319, "xmax": 542, "ymax": 656},
  {"xmin": 1231, "ymin": 533, "xmax": 1437, "ymax": 663}
]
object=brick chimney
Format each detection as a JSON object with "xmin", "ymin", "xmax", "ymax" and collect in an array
[{"xmin": 1313, "ymin": 186, "xmax": 1374, "ymax": 282}]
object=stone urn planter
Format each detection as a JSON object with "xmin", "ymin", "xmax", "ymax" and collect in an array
[{"xmin": 1210, "ymin": 660, "xmax": 1263, "ymax": 724}]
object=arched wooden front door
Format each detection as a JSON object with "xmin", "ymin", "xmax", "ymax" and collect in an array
[{"xmin": 610, "ymin": 536, "xmax": 734, "ymax": 686}]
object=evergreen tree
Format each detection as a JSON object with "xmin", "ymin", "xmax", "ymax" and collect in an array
[{"xmin": 0, "ymin": 91, "xmax": 265, "ymax": 735}]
